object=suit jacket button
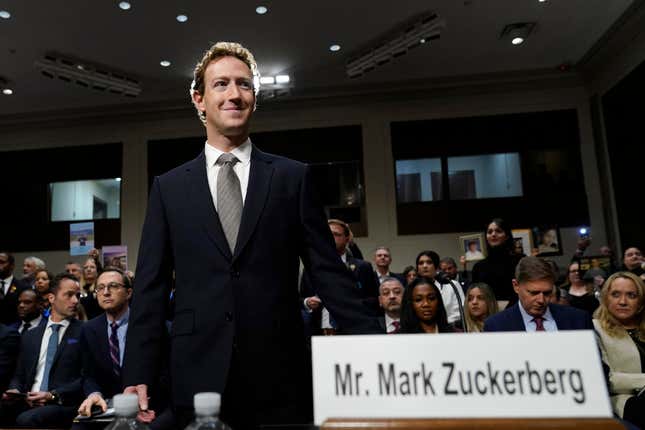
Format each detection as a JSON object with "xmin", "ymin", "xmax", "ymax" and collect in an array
[{"xmin": 225, "ymin": 312, "xmax": 233, "ymax": 322}]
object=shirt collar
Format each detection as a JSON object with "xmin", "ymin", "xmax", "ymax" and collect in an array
[
  {"xmin": 107, "ymin": 307, "xmax": 130, "ymax": 326},
  {"xmin": 1, "ymin": 275, "xmax": 13, "ymax": 286},
  {"xmin": 384, "ymin": 314, "xmax": 399, "ymax": 327},
  {"xmin": 204, "ymin": 138, "xmax": 252, "ymax": 168},
  {"xmin": 47, "ymin": 316, "xmax": 70, "ymax": 329},
  {"xmin": 27, "ymin": 314, "xmax": 42, "ymax": 326},
  {"xmin": 518, "ymin": 302, "xmax": 554, "ymax": 327}
]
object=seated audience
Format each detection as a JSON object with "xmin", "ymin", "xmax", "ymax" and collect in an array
[
  {"xmin": 462, "ymin": 283, "xmax": 498, "ymax": 333},
  {"xmin": 593, "ymin": 272, "xmax": 645, "ymax": 430},
  {"xmin": 373, "ymin": 247, "xmax": 405, "ymax": 285},
  {"xmin": 472, "ymin": 218, "xmax": 524, "ymax": 304},
  {"xmin": 1, "ymin": 251, "xmax": 30, "ymax": 325},
  {"xmin": 563, "ymin": 262, "xmax": 600, "ymax": 315},
  {"xmin": 377, "ymin": 277, "xmax": 404, "ymax": 333},
  {"xmin": 484, "ymin": 256, "xmax": 593, "ymax": 332},
  {"xmin": 0, "ymin": 324, "xmax": 19, "ymax": 395},
  {"xmin": 621, "ymin": 247, "xmax": 644, "ymax": 279},
  {"xmin": 402, "ymin": 265, "xmax": 417, "ymax": 286},
  {"xmin": 80, "ymin": 256, "xmax": 102, "ymax": 319},
  {"xmin": 0, "ymin": 273, "xmax": 84, "ymax": 428},
  {"xmin": 12, "ymin": 289, "xmax": 45, "ymax": 334},
  {"xmin": 416, "ymin": 251, "xmax": 464, "ymax": 325},
  {"xmin": 400, "ymin": 277, "xmax": 454, "ymax": 333}
]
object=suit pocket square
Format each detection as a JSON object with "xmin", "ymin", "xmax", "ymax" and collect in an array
[{"xmin": 67, "ymin": 338, "xmax": 79, "ymax": 344}]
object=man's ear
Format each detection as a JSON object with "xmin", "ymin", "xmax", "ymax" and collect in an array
[
  {"xmin": 512, "ymin": 279, "xmax": 520, "ymax": 294},
  {"xmin": 192, "ymin": 91, "xmax": 205, "ymax": 112}
]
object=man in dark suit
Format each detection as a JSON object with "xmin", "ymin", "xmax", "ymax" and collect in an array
[
  {"xmin": 440, "ymin": 256, "xmax": 471, "ymax": 294},
  {"xmin": 11, "ymin": 289, "xmax": 45, "ymax": 334},
  {"xmin": 123, "ymin": 41, "xmax": 379, "ymax": 430},
  {"xmin": 302, "ymin": 219, "xmax": 380, "ymax": 335},
  {"xmin": 0, "ymin": 324, "xmax": 20, "ymax": 394},
  {"xmin": 0, "ymin": 273, "xmax": 83, "ymax": 427},
  {"xmin": 484, "ymin": 256, "xmax": 593, "ymax": 332},
  {"xmin": 373, "ymin": 246, "xmax": 406, "ymax": 286},
  {"xmin": 0, "ymin": 251, "xmax": 30, "ymax": 325},
  {"xmin": 377, "ymin": 277, "xmax": 404, "ymax": 333}
]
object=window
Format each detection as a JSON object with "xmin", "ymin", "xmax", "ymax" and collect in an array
[
  {"xmin": 447, "ymin": 153, "xmax": 522, "ymax": 200},
  {"xmin": 395, "ymin": 158, "xmax": 442, "ymax": 202},
  {"xmin": 50, "ymin": 179, "xmax": 121, "ymax": 222}
]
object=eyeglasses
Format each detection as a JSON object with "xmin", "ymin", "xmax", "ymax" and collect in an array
[{"xmin": 96, "ymin": 282, "xmax": 125, "ymax": 294}]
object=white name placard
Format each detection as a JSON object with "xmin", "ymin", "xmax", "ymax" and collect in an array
[{"xmin": 312, "ymin": 331, "xmax": 611, "ymax": 425}]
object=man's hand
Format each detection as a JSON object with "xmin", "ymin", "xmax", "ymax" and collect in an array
[
  {"xmin": 124, "ymin": 385, "xmax": 156, "ymax": 423},
  {"xmin": 459, "ymin": 256, "xmax": 467, "ymax": 269},
  {"xmin": 26, "ymin": 391, "xmax": 51, "ymax": 407},
  {"xmin": 2, "ymin": 389, "xmax": 20, "ymax": 401},
  {"xmin": 305, "ymin": 296, "xmax": 322, "ymax": 310},
  {"xmin": 88, "ymin": 248, "xmax": 100, "ymax": 260},
  {"xmin": 78, "ymin": 393, "xmax": 107, "ymax": 416}
]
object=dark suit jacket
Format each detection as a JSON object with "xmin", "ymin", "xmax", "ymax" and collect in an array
[
  {"xmin": 0, "ymin": 277, "xmax": 30, "ymax": 325},
  {"xmin": 483, "ymin": 303, "xmax": 593, "ymax": 332},
  {"xmin": 80, "ymin": 314, "xmax": 122, "ymax": 398},
  {"xmin": 0, "ymin": 323, "xmax": 20, "ymax": 393},
  {"xmin": 301, "ymin": 255, "xmax": 380, "ymax": 333},
  {"xmin": 9, "ymin": 318, "xmax": 83, "ymax": 406},
  {"xmin": 123, "ymin": 147, "xmax": 380, "ymax": 423}
]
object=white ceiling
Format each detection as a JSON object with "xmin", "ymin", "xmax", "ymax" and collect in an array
[{"xmin": 0, "ymin": 0, "xmax": 634, "ymax": 117}]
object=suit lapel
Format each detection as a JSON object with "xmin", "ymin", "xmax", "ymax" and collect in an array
[
  {"xmin": 233, "ymin": 148, "xmax": 274, "ymax": 260},
  {"xmin": 185, "ymin": 151, "xmax": 232, "ymax": 260},
  {"xmin": 51, "ymin": 319, "xmax": 77, "ymax": 368},
  {"xmin": 92, "ymin": 315, "xmax": 111, "ymax": 370},
  {"xmin": 28, "ymin": 323, "xmax": 48, "ymax": 383},
  {"xmin": 510, "ymin": 304, "xmax": 527, "ymax": 331}
]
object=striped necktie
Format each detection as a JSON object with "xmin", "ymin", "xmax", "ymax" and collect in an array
[{"xmin": 109, "ymin": 321, "xmax": 121, "ymax": 377}]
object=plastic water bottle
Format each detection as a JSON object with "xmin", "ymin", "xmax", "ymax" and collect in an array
[
  {"xmin": 184, "ymin": 392, "xmax": 232, "ymax": 430},
  {"xmin": 104, "ymin": 393, "xmax": 149, "ymax": 430}
]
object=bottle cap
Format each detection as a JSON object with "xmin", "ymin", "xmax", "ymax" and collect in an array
[
  {"xmin": 194, "ymin": 392, "xmax": 221, "ymax": 416},
  {"xmin": 113, "ymin": 393, "xmax": 139, "ymax": 417}
]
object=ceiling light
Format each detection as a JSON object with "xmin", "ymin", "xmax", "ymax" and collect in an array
[
  {"xmin": 0, "ymin": 10, "xmax": 11, "ymax": 19},
  {"xmin": 275, "ymin": 75, "xmax": 290, "ymax": 84},
  {"xmin": 118, "ymin": 2, "xmax": 131, "ymax": 10},
  {"xmin": 176, "ymin": 14, "xmax": 188, "ymax": 22},
  {"xmin": 160, "ymin": 60, "xmax": 171, "ymax": 67},
  {"xmin": 329, "ymin": 44, "xmax": 341, "ymax": 52},
  {"xmin": 256, "ymin": 6, "xmax": 268, "ymax": 14},
  {"xmin": 259, "ymin": 76, "xmax": 275, "ymax": 85},
  {"xmin": 2, "ymin": 88, "xmax": 13, "ymax": 95},
  {"xmin": 346, "ymin": 11, "xmax": 444, "ymax": 78},
  {"xmin": 501, "ymin": 23, "xmax": 535, "ymax": 46},
  {"xmin": 115, "ymin": 178, "xmax": 122, "ymax": 182}
]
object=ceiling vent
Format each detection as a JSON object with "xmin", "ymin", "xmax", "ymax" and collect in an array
[
  {"xmin": 34, "ymin": 53, "xmax": 141, "ymax": 97},
  {"xmin": 346, "ymin": 11, "xmax": 445, "ymax": 79}
]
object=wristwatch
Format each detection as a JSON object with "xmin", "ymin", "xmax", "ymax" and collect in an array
[{"xmin": 49, "ymin": 390, "xmax": 61, "ymax": 405}]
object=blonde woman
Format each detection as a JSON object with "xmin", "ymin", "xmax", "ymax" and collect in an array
[
  {"xmin": 593, "ymin": 272, "xmax": 645, "ymax": 429},
  {"xmin": 464, "ymin": 283, "xmax": 499, "ymax": 332}
]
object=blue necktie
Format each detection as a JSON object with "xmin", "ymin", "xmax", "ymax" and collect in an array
[{"xmin": 40, "ymin": 324, "xmax": 61, "ymax": 391}]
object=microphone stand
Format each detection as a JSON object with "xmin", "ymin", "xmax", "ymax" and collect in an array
[{"xmin": 437, "ymin": 272, "xmax": 467, "ymax": 332}]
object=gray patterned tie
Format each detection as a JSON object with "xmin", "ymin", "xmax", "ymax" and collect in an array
[{"xmin": 216, "ymin": 153, "xmax": 243, "ymax": 253}]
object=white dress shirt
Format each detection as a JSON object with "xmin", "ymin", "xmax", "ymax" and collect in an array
[
  {"xmin": 31, "ymin": 318, "xmax": 71, "ymax": 392},
  {"xmin": 204, "ymin": 139, "xmax": 252, "ymax": 211},
  {"xmin": 1, "ymin": 275, "xmax": 14, "ymax": 295},
  {"xmin": 518, "ymin": 303, "xmax": 558, "ymax": 332},
  {"xmin": 436, "ymin": 279, "xmax": 465, "ymax": 325},
  {"xmin": 385, "ymin": 314, "xmax": 400, "ymax": 333},
  {"xmin": 20, "ymin": 314, "xmax": 43, "ymax": 334}
]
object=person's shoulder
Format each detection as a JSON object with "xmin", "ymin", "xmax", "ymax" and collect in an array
[
  {"xmin": 252, "ymin": 147, "xmax": 306, "ymax": 170},
  {"xmin": 83, "ymin": 313, "xmax": 106, "ymax": 331},
  {"xmin": 483, "ymin": 304, "xmax": 519, "ymax": 330},
  {"xmin": 550, "ymin": 303, "xmax": 590, "ymax": 320},
  {"xmin": 0, "ymin": 323, "xmax": 19, "ymax": 339}
]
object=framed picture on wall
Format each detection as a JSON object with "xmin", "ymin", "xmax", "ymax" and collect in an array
[
  {"xmin": 459, "ymin": 233, "xmax": 487, "ymax": 262},
  {"xmin": 511, "ymin": 229, "xmax": 533, "ymax": 257},
  {"xmin": 533, "ymin": 226, "xmax": 563, "ymax": 256}
]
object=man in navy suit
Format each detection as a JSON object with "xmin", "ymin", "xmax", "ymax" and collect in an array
[
  {"xmin": 0, "ymin": 324, "xmax": 19, "ymax": 394},
  {"xmin": 484, "ymin": 256, "xmax": 593, "ymax": 332},
  {"xmin": 0, "ymin": 251, "xmax": 30, "ymax": 325},
  {"xmin": 123, "ymin": 42, "xmax": 379, "ymax": 430},
  {"xmin": 0, "ymin": 273, "xmax": 83, "ymax": 427}
]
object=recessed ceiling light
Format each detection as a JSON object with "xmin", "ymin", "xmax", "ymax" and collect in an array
[
  {"xmin": 0, "ymin": 10, "xmax": 10, "ymax": 19},
  {"xmin": 260, "ymin": 76, "xmax": 275, "ymax": 85},
  {"xmin": 511, "ymin": 37, "xmax": 524, "ymax": 45},
  {"xmin": 420, "ymin": 38, "xmax": 426, "ymax": 44},
  {"xmin": 176, "ymin": 14, "xmax": 188, "ymax": 22},
  {"xmin": 118, "ymin": 2, "xmax": 131, "ymax": 10},
  {"xmin": 275, "ymin": 75, "xmax": 290, "ymax": 84},
  {"xmin": 2, "ymin": 88, "xmax": 13, "ymax": 95},
  {"xmin": 329, "ymin": 44, "xmax": 341, "ymax": 52},
  {"xmin": 538, "ymin": 0, "xmax": 547, "ymax": 2},
  {"xmin": 160, "ymin": 60, "xmax": 171, "ymax": 67},
  {"xmin": 115, "ymin": 177, "xmax": 122, "ymax": 182},
  {"xmin": 256, "ymin": 6, "xmax": 268, "ymax": 14}
]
